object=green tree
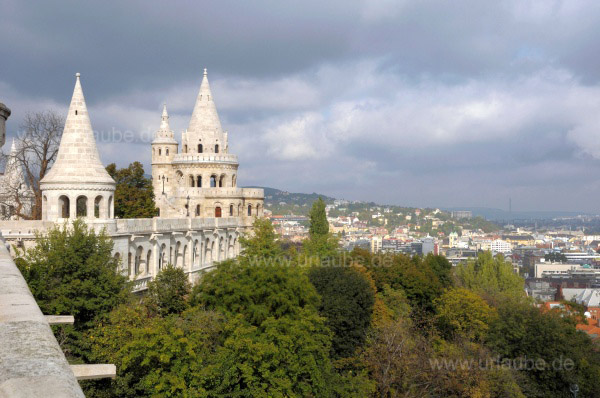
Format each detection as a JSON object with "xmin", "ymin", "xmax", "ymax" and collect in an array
[
  {"xmin": 190, "ymin": 218, "xmax": 320, "ymax": 326},
  {"xmin": 106, "ymin": 162, "xmax": 157, "ymax": 218},
  {"xmin": 434, "ymin": 288, "xmax": 497, "ymax": 342},
  {"xmin": 145, "ymin": 263, "xmax": 191, "ymax": 316},
  {"xmin": 308, "ymin": 266, "xmax": 375, "ymax": 358},
  {"xmin": 544, "ymin": 252, "xmax": 567, "ymax": 263},
  {"xmin": 238, "ymin": 217, "xmax": 284, "ymax": 261},
  {"xmin": 454, "ymin": 251, "xmax": 525, "ymax": 301},
  {"xmin": 423, "ymin": 254, "xmax": 453, "ymax": 289},
  {"xmin": 366, "ymin": 253, "xmax": 444, "ymax": 313},
  {"xmin": 207, "ymin": 313, "xmax": 339, "ymax": 397},
  {"xmin": 486, "ymin": 299, "xmax": 600, "ymax": 398},
  {"xmin": 309, "ymin": 197, "xmax": 329, "ymax": 236},
  {"xmin": 15, "ymin": 219, "xmax": 128, "ymax": 358},
  {"xmin": 303, "ymin": 198, "xmax": 338, "ymax": 258},
  {"xmin": 85, "ymin": 304, "xmax": 225, "ymax": 398}
]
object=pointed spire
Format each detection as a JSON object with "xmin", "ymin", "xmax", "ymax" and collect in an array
[
  {"xmin": 41, "ymin": 73, "xmax": 114, "ymax": 185},
  {"xmin": 160, "ymin": 103, "xmax": 169, "ymax": 129},
  {"xmin": 153, "ymin": 102, "xmax": 177, "ymax": 144},
  {"xmin": 187, "ymin": 68, "xmax": 224, "ymax": 136}
]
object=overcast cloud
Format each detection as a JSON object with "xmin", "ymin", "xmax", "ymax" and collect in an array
[{"xmin": 2, "ymin": 0, "xmax": 600, "ymax": 212}]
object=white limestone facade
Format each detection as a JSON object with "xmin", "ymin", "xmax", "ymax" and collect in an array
[
  {"xmin": 0, "ymin": 71, "xmax": 263, "ymax": 291},
  {"xmin": 152, "ymin": 69, "xmax": 264, "ymax": 220}
]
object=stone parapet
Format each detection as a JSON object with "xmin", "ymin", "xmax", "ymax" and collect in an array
[
  {"xmin": 114, "ymin": 216, "xmax": 247, "ymax": 235},
  {"xmin": 172, "ymin": 153, "xmax": 238, "ymax": 165},
  {"xmin": 0, "ymin": 244, "xmax": 85, "ymax": 397},
  {"xmin": 174, "ymin": 187, "xmax": 264, "ymax": 199}
]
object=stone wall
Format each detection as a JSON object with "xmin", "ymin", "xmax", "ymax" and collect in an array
[
  {"xmin": 0, "ymin": 239, "xmax": 85, "ymax": 397},
  {"xmin": 0, "ymin": 215, "xmax": 255, "ymax": 291}
]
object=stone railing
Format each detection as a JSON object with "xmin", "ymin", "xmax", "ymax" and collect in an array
[
  {"xmin": 0, "ymin": 220, "xmax": 52, "ymax": 237},
  {"xmin": 172, "ymin": 153, "xmax": 238, "ymax": 164},
  {"xmin": 175, "ymin": 187, "xmax": 264, "ymax": 199},
  {"xmin": 115, "ymin": 217, "xmax": 246, "ymax": 235},
  {"xmin": 131, "ymin": 276, "xmax": 152, "ymax": 293},
  {"xmin": 0, "ymin": 243, "xmax": 85, "ymax": 397}
]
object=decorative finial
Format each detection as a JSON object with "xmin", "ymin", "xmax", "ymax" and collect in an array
[
  {"xmin": 204, "ymin": 68, "xmax": 207, "ymax": 76},
  {"xmin": 75, "ymin": 72, "xmax": 81, "ymax": 78}
]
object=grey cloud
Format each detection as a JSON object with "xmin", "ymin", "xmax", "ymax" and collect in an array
[{"xmin": 3, "ymin": 1, "xmax": 600, "ymax": 212}]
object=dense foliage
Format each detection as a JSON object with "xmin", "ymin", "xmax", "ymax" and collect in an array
[
  {"xmin": 15, "ymin": 219, "xmax": 128, "ymax": 358},
  {"xmin": 106, "ymin": 162, "xmax": 157, "ymax": 218},
  {"xmin": 18, "ymin": 199, "xmax": 600, "ymax": 397},
  {"xmin": 308, "ymin": 266, "xmax": 375, "ymax": 358}
]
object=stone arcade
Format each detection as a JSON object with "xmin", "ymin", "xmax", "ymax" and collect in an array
[{"xmin": 0, "ymin": 71, "xmax": 264, "ymax": 291}]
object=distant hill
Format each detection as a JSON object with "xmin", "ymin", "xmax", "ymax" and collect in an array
[
  {"xmin": 444, "ymin": 207, "xmax": 592, "ymax": 221},
  {"xmin": 246, "ymin": 187, "xmax": 336, "ymax": 206}
]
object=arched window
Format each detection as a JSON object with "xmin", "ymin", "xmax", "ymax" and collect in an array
[
  {"xmin": 197, "ymin": 175, "xmax": 202, "ymax": 187},
  {"xmin": 214, "ymin": 144, "xmax": 219, "ymax": 153},
  {"xmin": 58, "ymin": 196, "xmax": 70, "ymax": 218},
  {"xmin": 94, "ymin": 196, "xmax": 103, "ymax": 218},
  {"xmin": 195, "ymin": 204, "xmax": 201, "ymax": 216},
  {"xmin": 210, "ymin": 175, "xmax": 217, "ymax": 187},
  {"xmin": 76, "ymin": 196, "xmax": 87, "ymax": 217},
  {"xmin": 229, "ymin": 204, "xmax": 234, "ymax": 216},
  {"xmin": 190, "ymin": 175, "xmax": 195, "ymax": 187},
  {"xmin": 215, "ymin": 206, "xmax": 222, "ymax": 218},
  {"xmin": 166, "ymin": 148, "xmax": 169, "ymax": 156},
  {"xmin": 219, "ymin": 174, "xmax": 225, "ymax": 187},
  {"xmin": 146, "ymin": 250, "xmax": 152, "ymax": 274},
  {"xmin": 184, "ymin": 145, "xmax": 188, "ymax": 153},
  {"xmin": 198, "ymin": 144, "xmax": 203, "ymax": 153},
  {"xmin": 159, "ymin": 148, "xmax": 162, "ymax": 156},
  {"xmin": 247, "ymin": 204, "xmax": 252, "ymax": 216},
  {"xmin": 128, "ymin": 252, "xmax": 132, "ymax": 276},
  {"xmin": 135, "ymin": 246, "xmax": 143, "ymax": 275},
  {"xmin": 232, "ymin": 175, "xmax": 236, "ymax": 187},
  {"xmin": 42, "ymin": 196, "xmax": 48, "ymax": 220}
]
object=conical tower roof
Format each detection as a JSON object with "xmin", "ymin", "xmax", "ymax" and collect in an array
[
  {"xmin": 41, "ymin": 73, "xmax": 114, "ymax": 185},
  {"xmin": 187, "ymin": 69, "xmax": 224, "ymax": 136}
]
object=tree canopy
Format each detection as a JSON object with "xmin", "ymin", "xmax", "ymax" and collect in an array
[
  {"xmin": 15, "ymin": 219, "xmax": 128, "ymax": 358},
  {"xmin": 106, "ymin": 162, "xmax": 157, "ymax": 218},
  {"xmin": 308, "ymin": 265, "xmax": 375, "ymax": 358}
]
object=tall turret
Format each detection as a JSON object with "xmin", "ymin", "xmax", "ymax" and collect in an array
[
  {"xmin": 152, "ymin": 104, "xmax": 178, "ymax": 207},
  {"xmin": 40, "ymin": 73, "xmax": 115, "ymax": 221}
]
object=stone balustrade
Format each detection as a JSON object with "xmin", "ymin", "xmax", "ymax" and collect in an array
[
  {"xmin": 174, "ymin": 187, "xmax": 264, "ymax": 199},
  {"xmin": 172, "ymin": 153, "xmax": 238, "ymax": 164},
  {"xmin": 0, "ymin": 243, "xmax": 85, "ymax": 397}
]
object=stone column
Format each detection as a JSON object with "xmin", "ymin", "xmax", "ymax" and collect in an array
[
  {"xmin": 69, "ymin": 196, "xmax": 76, "ymax": 220},
  {"xmin": 0, "ymin": 102, "xmax": 10, "ymax": 148}
]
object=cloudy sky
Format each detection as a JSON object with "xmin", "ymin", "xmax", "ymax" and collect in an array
[{"xmin": 2, "ymin": 0, "xmax": 600, "ymax": 212}]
